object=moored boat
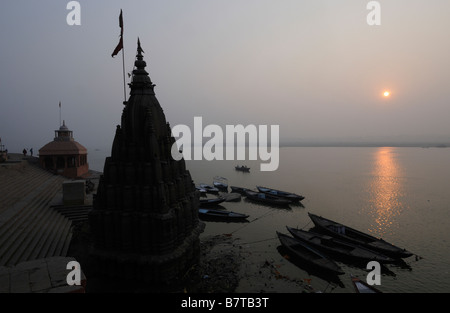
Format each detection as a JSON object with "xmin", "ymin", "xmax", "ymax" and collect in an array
[
  {"xmin": 257, "ymin": 186, "xmax": 305, "ymax": 202},
  {"xmin": 199, "ymin": 184, "xmax": 220, "ymax": 194},
  {"xmin": 213, "ymin": 176, "xmax": 228, "ymax": 191},
  {"xmin": 351, "ymin": 274, "xmax": 382, "ymax": 293},
  {"xmin": 308, "ymin": 213, "xmax": 413, "ymax": 259},
  {"xmin": 220, "ymin": 192, "xmax": 242, "ymax": 202},
  {"xmin": 230, "ymin": 186, "xmax": 250, "ymax": 195},
  {"xmin": 277, "ymin": 232, "xmax": 344, "ymax": 276},
  {"xmin": 245, "ymin": 190, "xmax": 291, "ymax": 207},
  {"xmin": 198, "ymin": 208, "xmax": 249, "ymax": 221},
  {"xmin": 196, "ymin": 186, "xmax": 207, "ymax": 195},
  {"xmin": 235, "ymin": 165, "xmax": 250, "ymax": 172},
  {"xmin": 286, "ymin": 227, "xmax": 394, "ymax": 263},
  {"xmin": 230, "ymin": 186, "xmax": 250, "ymax": 196},
  {"xmin": 199, "ymin": 197, "xmax": 226, "ymax": 207}
]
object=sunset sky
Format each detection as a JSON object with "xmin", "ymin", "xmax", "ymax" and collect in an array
[{"xmin": 1, "ymin": 0, "xmax": 450, "ymax": 153}]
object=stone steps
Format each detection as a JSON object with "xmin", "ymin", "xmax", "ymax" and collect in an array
[
  {"xmin": 5, "ymin": 195, "xmax": 58, "ymax": 266},
  {"xmin": 54, "ymin": 206, "xmax": 92, "ymax": 223},
  {"xmin": 0, "ymin": 178, "xmax": 60, "ymax": 259},
  {"xmin": 0, "ymin": 162, "xmax": 73, "ymax": 267},
  {"xmin": 0, "ymin": 162, "xmax": 56, "ymax": 214}
]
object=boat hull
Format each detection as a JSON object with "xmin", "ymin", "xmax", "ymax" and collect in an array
[
  {"xmin": 277, "ymin": 232, "xmax": 344, "ymax": 276},
  {"xmin": 245, "ymin": 190, "xmax": 291, "ymax": 207},
  {"xmin": 308, "ymin": 213, "xmax": 413, "ymax": 259},
  {"xmin": 257, "ymin": 186, "xmax": 305, "ymax": 202},
  {"xmin": 351, "ymin": 275, "xmax": 382, "ymax": 293},
  {"xmin": 286, "ymin": 227, "xmax": 394, "ymax": 264},
  {"xmin": 198, "ymin": 209, "xmax": 249, "ymax": 222},
  {"xmin": 199, "ymin": 197, "xmax": 226, "ymax": 207}
]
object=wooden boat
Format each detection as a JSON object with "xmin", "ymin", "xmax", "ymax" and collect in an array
[
  {"xmin": 351, "ymin": 275, "xmax": 382, "ymax": 293},
  {"xmin": 245, "ymin": 190, "xmax": 291, "ymax": 207},
  {"xmin": 195, "ymin": 186, "xmax": 207, "ymax": 195},
  {"xmin": 257, "ymin": 186, "xmax": 305, "ymax": 202},
  {"xmin": 286, "ymin": 227, "xmax": 394, "ymax": 264},
  {"xmin": 213, "ymin": 176, "xmax": 228, "ymax": 191},
  {"xmin": 277, "ymin": 232, "xmax": 344, "ymax": 276},
  {"xmin": 308, "ymin": 213, "xmax": 413, "ymax": 259},
  {"xmin": 235, "ymin": 165, "xmax": 250, "ymax": 172},
  {"xmin": 198, "ymin": 208, "xmax": 249, "ymax": 221},
  {"xmin": 230, "ymin": 186, "xmax": 250, "ymax": 195},
  {"xmin": 199, "ymin": 184, "xmax": 219, "ymax": 194},
  {"xmin": 220, "ymin": 192, "xmax": 242, "ymax": 202},
  {"xmin": 199, "ymin": 197, "xmax": 226, "ymax": 207}
]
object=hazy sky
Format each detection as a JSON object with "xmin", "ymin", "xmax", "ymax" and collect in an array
[{"xmin": 1, "ymin": 0, "xmax": 450, "ymax": 154}]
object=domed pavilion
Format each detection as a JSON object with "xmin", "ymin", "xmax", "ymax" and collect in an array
[{"xmin": 39, "ymin": 120, "xmax": 89, "ymax": 178}]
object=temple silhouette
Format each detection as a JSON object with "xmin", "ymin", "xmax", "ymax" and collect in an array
[{"xmin": 89, "ymin": 39, "xmax": 204, "ymax": 285}]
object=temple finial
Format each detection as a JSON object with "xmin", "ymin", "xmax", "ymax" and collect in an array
[
  {"xmin": 129, "ymin": 38, "xmax": 154, "ymax": 93},
  {"xmin": 137, "ymin": 37, "xmax": 145, "ymax": 55}
]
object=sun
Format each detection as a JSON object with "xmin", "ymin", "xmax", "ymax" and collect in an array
[{"xmin": 383, "ymin": 91, "xmax": 390, "ymax": 97}]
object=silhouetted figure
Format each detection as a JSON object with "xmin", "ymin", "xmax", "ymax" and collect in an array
[
  {"xmin": 30, "ymin": 148, "xmax": 33, "ymax": 157},
  {"xmin": 23, "ymin": 148, "xmax": 27, "ymax": 156}
]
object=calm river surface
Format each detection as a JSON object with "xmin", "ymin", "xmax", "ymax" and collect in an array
[{"xmin": 90, "ymin": 146, "xmax": 450, "ymax": 293}]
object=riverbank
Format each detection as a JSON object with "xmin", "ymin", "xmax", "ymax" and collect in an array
[
  {"xmin": 68, "ymin": 223, "xmax": 241, "ymax": 293},
  {"xmin": 68, "ymin": 218, "xmax": 321, "ymax": 293}
]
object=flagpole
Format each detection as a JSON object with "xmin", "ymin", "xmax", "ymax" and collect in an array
[
  {"xmin": 59, "ymin": 102, "xmax": 62, "ymax": 127},
  {"xmin": 121, "ymin": 9, "xmax": 126, "ymax": 104},
  {"xmin": 112, "ymin": 9, "xmax": 126, "ymax": 104},
  {"xmin": 122, "ymin": 42, "xmax": 127, "ymax": 104}
]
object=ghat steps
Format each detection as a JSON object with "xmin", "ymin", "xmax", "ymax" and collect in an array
[{"xmin": 0, "ymin": 157, "xmax": 73, "ymax": 266}]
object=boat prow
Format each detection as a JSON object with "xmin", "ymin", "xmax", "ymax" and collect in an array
[
  {"xmin": 308, "ymin": 213, "xmax": 413, "ymax": 259},
  {"xmin": 351, "ymin": 274, "xmax": 382, "ymax": 293},
  {"xmin": 277, "ymin": 232, "xmax": 344, "ymax": 276}
]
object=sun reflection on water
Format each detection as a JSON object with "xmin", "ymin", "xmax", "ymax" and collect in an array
[{"xmin": 367, "ymin": 147, "xmax": 405, "ymax": 237}]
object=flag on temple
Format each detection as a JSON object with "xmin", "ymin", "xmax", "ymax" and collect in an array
[{"xmin": 112, "ymin": 10, "xmax": 124, "ymax": 58}]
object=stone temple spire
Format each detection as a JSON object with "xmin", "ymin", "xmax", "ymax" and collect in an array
[
  {"xmin": 89, "ymin": 39, "xmax": 204, "ymax": 287},
  {"xmin": 129, "ymin": 38, "xmax": 154, "ymax": 94}
]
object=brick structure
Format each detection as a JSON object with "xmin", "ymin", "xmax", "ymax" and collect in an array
[
  {"xmin": 88, "ymin": 40, "xmax": 204, "ymax": 285},
  {"xmin": 39, "ymin": 121, "xmax": 89, "ymax": 178}
]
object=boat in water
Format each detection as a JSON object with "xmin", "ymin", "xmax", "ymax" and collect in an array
[
  {"xmin": 235, "ymin": 165, "xmax": 250, "ymax": 172},
  {"xmin": 245, "ymin": 190, "xmax": 291, "ymax": 207},
  {"xmin": 198, "ymin": 208, "xmax": 249, "ymax": 222},
  {"xmin": 351, "ymin": 274, "xmax": 382, "ymax": 293},
  {"xmin": 257, "ymin": 186, "xmax": 305, "ymax": 202},
  {"xmin": 277, "ymin": 232, "xmax": 344, "ymax": 276},
  {"xmin": 213, "ymin": 176, "xmax": 228, "ymax": 191},
  {"xmin": 230, "ymin": 186, "xmax": 250, "ymax": 195},
  {"xmin": 196, "ymin": 186, "xmax": 207, "ymax": 195},
  {"xmin": 220, "ymin": 192, "xmax": 242, "ymax": 202},
  {"xmin": 286, "ymin": 227, "xmax": 394, "ymax": 264},
  {"xmin": 199, "ymin": 197, "xmax": 226, "ymax": 207},
  {"xmin": 199, "ymin": 184, "xmax": 220, "ymax": 194},
  {"xmin": 308, "ymin": 213, "xmax": 413, "ymax": 259}
]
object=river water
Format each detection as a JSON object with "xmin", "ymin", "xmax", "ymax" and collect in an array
[{"xmin": 89, "ymin": 146, "xmax": 450, "ymax": 293}]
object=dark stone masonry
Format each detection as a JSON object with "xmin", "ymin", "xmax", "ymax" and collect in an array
[{"xmin": 88, "ymin": 40, "xmax": 204, "ymax": 286}]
